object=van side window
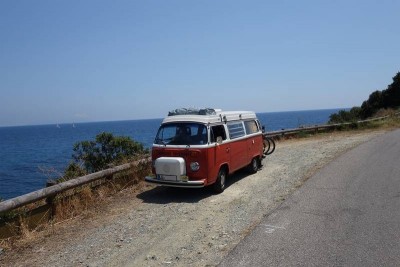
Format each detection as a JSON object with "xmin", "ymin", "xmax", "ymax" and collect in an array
[
  {"xmin": 211, "ymin": 125, "xmax": 227, "ymax": 143},
  {"xmin": 196, "ymin": 124, "xmax": 208, "ymax": 144},
  {"xmin": 244, "ymin": 120, "xmax": 259, "ymax": 134},
  {"xmin": 227, "ymin": 122, "xmax": 245, "ymax": 139}
]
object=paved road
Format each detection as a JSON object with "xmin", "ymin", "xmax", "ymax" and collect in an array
[{"xmin": 219, "ymin": 129, "xmax": 400, "ymax": 267}]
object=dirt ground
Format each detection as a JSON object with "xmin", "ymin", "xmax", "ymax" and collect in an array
[{"xmin": 0, "ymin": 130, "xmax": 388, "ymax": 267}]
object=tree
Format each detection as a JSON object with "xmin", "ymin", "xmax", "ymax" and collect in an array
[
  {"xmin": 329, "ymin": 107, "xmax": 361, "ymax": 124},
  {"xmin": 68, "ymin": 132, "xmax": 148, "ymax": 175},
  {"xmin": 360, "ymin": 90, "xmax": 383, "ymax": 119},
  {"xmin": 382, "ymin": 72, "xmax": 400, "ymax": 108}
]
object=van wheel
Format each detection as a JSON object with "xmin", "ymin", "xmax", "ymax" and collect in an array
[
  {"xmin": 212, "ymin": 168, "xmax": 227, "ymax": 193},
  {"xmin": 248, "ymin": 157, "xmax": 259, "ymax": 174}
]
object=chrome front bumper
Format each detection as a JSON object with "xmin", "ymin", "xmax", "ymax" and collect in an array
[{"xmin": 145, "ymin": 176, "xmax": 205, "ymax": 188}]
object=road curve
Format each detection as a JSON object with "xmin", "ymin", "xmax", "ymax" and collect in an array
[{"xmin": 219, "ymin": 129, "xmax": 400, "ymax": 266}]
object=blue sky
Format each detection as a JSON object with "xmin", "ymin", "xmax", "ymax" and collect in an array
[{"xmin": 0, "ymin": 0, "xmax": 399, "ymax": 126}]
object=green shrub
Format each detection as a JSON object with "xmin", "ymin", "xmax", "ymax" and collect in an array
[
  {"xmin": 62, "ymin": 132, "xmax": 148, "ymax": 181},
  {"xmin": 296, "ymin": 131, "xmax": 309, "ymax": 138},
  {"xmin": 329, "ymin": 107, "xmax": 361, "ymax": 124}
]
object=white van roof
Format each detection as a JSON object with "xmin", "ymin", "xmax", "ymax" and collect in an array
[{"xmin": 162, "ymin": 108, "xmax": 257, "ymax": 124}]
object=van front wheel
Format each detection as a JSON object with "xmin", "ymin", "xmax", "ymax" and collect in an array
[{"xmin": 212, "ymin": 168, "xmax": 227, "ymax": 193}]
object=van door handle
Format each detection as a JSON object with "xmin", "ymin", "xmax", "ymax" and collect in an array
[{"xmin": 226, "ymin": 148, "xmax": 230, "ymax": 153}]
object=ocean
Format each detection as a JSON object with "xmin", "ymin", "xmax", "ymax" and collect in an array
[{"xmin": 0, "ymin": 108, "xmax": 341, "ymax": 200}]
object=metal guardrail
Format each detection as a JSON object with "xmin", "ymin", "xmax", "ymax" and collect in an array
[
  {"xmin": 0, "ymin": 158, "xmax": 151, "ymax": 214},
  {"xmin": 263, "ymin": 113, "xmax": 399, "ymax": 138}
]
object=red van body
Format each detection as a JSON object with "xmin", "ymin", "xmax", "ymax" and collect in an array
[{"xmin": 145, "ymin": 108, "xmax": 264, "ymax": 192}]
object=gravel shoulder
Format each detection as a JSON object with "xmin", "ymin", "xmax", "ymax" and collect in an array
[{"xmin": 0, "ymin": 130, "xmax": 388, "ymax": 267}]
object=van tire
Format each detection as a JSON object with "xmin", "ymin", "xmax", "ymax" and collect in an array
[
  {"xmin": 248, "ymin": 157, "xmax": 260, "ymax": 174},
  {"xmin": 212, "ymin": 167, "xmax": 227, "ymax": 193}
]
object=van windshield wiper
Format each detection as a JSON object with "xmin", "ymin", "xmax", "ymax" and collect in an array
[{"xmin": 155, "ymin": 138, "xmax": 166, "ymax": 145}]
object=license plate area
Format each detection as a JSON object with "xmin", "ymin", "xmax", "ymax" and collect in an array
[{"xmin": 157, "ymin": 174, "xmax": 177, "ymax": 181}]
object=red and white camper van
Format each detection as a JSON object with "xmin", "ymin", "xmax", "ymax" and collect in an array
[{"xmin": 145, "ymin": 108, "xmax": 264, "ymax": 192}]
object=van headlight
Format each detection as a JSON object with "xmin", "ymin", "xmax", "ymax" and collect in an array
[{"xmin": 190, "ymin": 162, "xmax": 200, "ymax": 172}]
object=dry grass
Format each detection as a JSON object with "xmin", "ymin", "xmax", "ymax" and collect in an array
[
  {"xmin": 18, "ymin": 217, "xmax": 34, "ymax": 241},
  {"xmin": 371, "ymin": 115, "xmax": 400, "ymax": 129},
  {"xmin": 0, "ymin": 161, "xmax": 151, "ymax": 249},
  {"xmin": 52, "ymin": 165, "xmax": 148, "ymax": 223},
  {"xmin": 373, "ymin": 108, "xmax": 398, "ymax": 118}
]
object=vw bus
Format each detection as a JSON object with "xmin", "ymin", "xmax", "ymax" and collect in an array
[{"xmin": 145, "ymin": 108, "xmax": 264, "ymax": 193}]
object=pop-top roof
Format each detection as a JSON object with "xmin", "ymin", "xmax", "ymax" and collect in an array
[
  {"xmin": 162, "ymin": 108, "xmax": 257, "ymax": 124},
  {"xmin": 168, "ymin": 108, "xmax": 221, "ymax": 116}
]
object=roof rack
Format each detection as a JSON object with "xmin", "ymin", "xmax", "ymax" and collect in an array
[{"xmin": 168, "ymin": 108, "xmax": 221, "ymax": 116}]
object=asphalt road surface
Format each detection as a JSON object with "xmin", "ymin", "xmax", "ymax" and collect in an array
[{"xmin": 219, "ymin": 129, "xmax": 400, "ymax": 267}]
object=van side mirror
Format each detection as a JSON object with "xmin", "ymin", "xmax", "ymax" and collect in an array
[
  {"xmin": 262, "ymin": 126, "xmax": 265, "ymax": 133},
  {"xmin": 216, "ymin": 136, "xmax": 223, "ymax": 145}
]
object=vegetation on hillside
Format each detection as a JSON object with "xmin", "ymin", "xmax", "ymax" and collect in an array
[
  {"xmin": 329, "ymin": 72, "xmax": 400, "ymax": 123},
  {"xmin": 61, "ymin": 132, "xmax": 148, "ymax": 181}
]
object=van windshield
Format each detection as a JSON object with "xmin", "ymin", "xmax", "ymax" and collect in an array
[{"xmin": 155, "ymin": 123, "xmax": 208, "ymax": 145}]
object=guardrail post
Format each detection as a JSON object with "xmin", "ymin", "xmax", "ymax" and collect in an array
[{"xmin": 46, "ymin": 179, "xmax": 57, "ymax": 218}]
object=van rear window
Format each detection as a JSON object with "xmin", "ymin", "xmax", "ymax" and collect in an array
[
  {"xmin": 227, "ymin": 122, "xmax": 245, "ymax": 139},
  {"xmin": 244, "ymin": 120, "xmax": 259, "ymax": 134}
]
